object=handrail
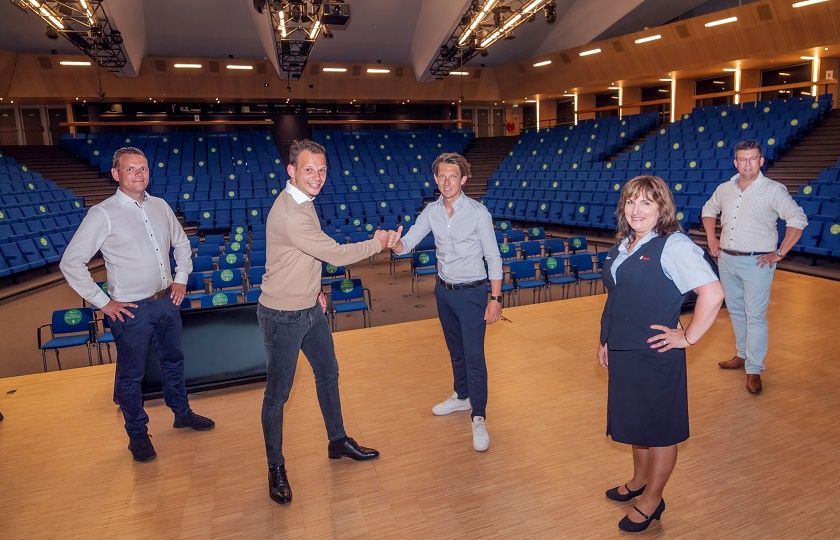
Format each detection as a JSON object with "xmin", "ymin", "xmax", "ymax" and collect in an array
[
  {"xmin": 307, "ymin": 119, "xmax": 473, "ymax": 125},
  {"xmin": 60, "ymin": 120, "xmax": 274, "ymax": 127}
]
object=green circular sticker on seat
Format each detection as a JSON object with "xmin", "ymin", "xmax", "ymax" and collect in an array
[
  {"xmin": 247, "ymin": 146, "xmax": 252, "ymax": 152},
  {"xmin": 93, "ymin": 150, "xmax": 100, "ymax": 156},
  {"xmin": 698, "ymin": 126, "xmax": 705, "ymax": 133},
  {"xmin": 411, "ymin": 134, "xmax": 416, "ymax": 139},
  {"xmin": 27, "ymin": 182, "xmax": 35, "ymax": 190},
  {"xmin": 424, "ymin": 181, "xmax": 430, "ymax": 187},
  {"xmin": 418, "ymin": 252, "xmax": 430, "ymax": 264},
  {"xmin": 250, "ymin": 209, "xmax": 258, "ymax": 217},
  {"xmin": 812, "ymin": 102, "xmax": 819, "ymax": 109},
  {"xmin": 634, "ymin": 145, "xmax": 640, "ymax": 151},
  {"xmin": 234, "ymin": 233, "xmax": 244, "ymax": 242},
  {"xmin": 539, "ymin": 138, "xmax": 544, "ymax": 143},
  {"xmin": 39, "ymin": 237, "xmax": 48, "ymax": 246},
  {"xmin": 674, "ymin": 183, "xmax": 683, "ymax": 191},
  {"xmin": 644, "ymin": 161, "xmax": 652, "ymax": 169},
  {"xmin": 500, "ymin": 222, "xmax": 509, "ymax": 230},
  {"xmin": 354, "ymin": 156, "xmax": 360, "ymax": 162},
  {"xmin": 212, "ymin": 293, "xmax": 229, "ymax": 306},
  {"xmin": 233, "ymin": 136, "xmax": 238, "ymax": 142},
  {"xmin": 721, "ymin": 111, "xmax": 728, "ymax": 117},
  {"xmin": 741, "ymin": 122, "xmax": 749, "ymax": 129},
  {"xmin": 203, "ymin": 211, "xmax": 211, "ymax": 218},
  {"xmin": 404, "ymin": 215, "xmax": 411, "ymax": 222},
  {"xmin": 677, "ymin": 211, "xmax": 684, "ymax": 220},
  {"xmin": 532, "ymin": 227, "xmax": 540, "ymax": 235},
  {"xmin": 353, "ymin": 218, "xmax": 361, "ymax": 226},
  {"xmin": 590, "ymin": 134, "xmax": 596, "ymax": 140},
  {"xmin": 236, "ymin": 160, "xmax": 243, "ymax": 166},
  {"xmin": 572, "ymin": 238, "xmax": 582, "ymax": 248},
  {"xmin": 831, "ymin": 224, "xmax": 840, "ymax": 235},
  {"xmin": 500, "ymin": 243, "xmax": 510, "ymax": 254},
  {"xmin": 659, "ymin": 128, "xmax": 666, "ymax": 135},
  {"xmin": 210, "ymin": 147, "xmax": 217, "ymax": 153},
  {"xmin": 531, "ymin": 150, "xmax": 537, "ymax": 156},
  {"xmin": 229, "ymin": 174, "xmax": 236, "ymax": 180},
  {"xmin": 228, "ymin": 191, "xmax": 235, "ymax": 198},
  {"xmin": 412, "ymin": 167, "xmax": 418, "ymax": 173},
  {"xmin": 689, "ymin": 160, "xmax": 697, "ymax": 168},
  {"xmin": 271, "ymin": 189, "xmax": 278, "ymax": 195},
  {"xmin": 767, "ymin": 138, "xmax": 776, "ymax": 146},
  {"xmin": 378, "ymin": 169, "xmax": 385, "ymax": 175},
  {"xmin": 586, "ymin": 147, "xmax": 592, "ymax": 154},
  {"xmin": 716, "ymin": 140, "xmax": 725, "ymax": 148},
  {"xmin": 438, "ymin": 143, "xmax": 444, "ymax": 148},
  {"xmin": 269, "ymin": 172, "xmax": 276, "ymax": 179},
  {"xmin": 173, "ymin": 148, "xmax": 180, "ymax": 154},
  {"xmin": 198, "ymin": 137, "xmax": 204, "ymax": 142},
  {"xmin": 682, "ymin": 113, "xmax": 689, "ymax": 120},
  {"xmin": 790, "ymin": 119, "xmax": 799, "ymax": 126},
  {"xmin": 621, "ymin": 120, "xmax": 627, "ymax": 126},
  {"xmin": 182, "ymin": 193, "xmax": 190, "ymax": 200},
  {"xmin": 125, "ymin": 138, "xmax": 131, "ymax": 143},
  {"xmin": 620, "ymin": 132, "xmax": 626, "ymax": 138},
  {"xmin": 236, "ymin": 226, "xmax": 244, "ymax": 234},
  {"xmin": 220, "ymin": 269, "xmax": 234, "ymax": 282},
  {"xmin": 351, "ymin": 185, "xmax": 358, "ymax": 191},
  {"xmin": 557, "ymin": 149, "xmax": 563, "ymax": 155},
  {"xmin": 157, "ymin": 162, "xmax": 165, "ymax": 168},
  {"xmin": 266, "ymin": 135, "xmax": 272, "ymax": 141},
  {"xmin": 0, "ymin": 211, "xmax": 4, "ymax": 219},
  {"xmin": 803, "ymin": 185, "xmax": 813, "ymax": 195},
  {"xmin": 572, "ymin": 163, "xmax": 578, "ymax": 169},
  {"xmin": 339, "ymin": 204, "xmax": 346, "ymax": 210},
  {"xmin": 187, "ymin": 175, "xmax": 194, "ymax": 181},
  {"xmin": 552, "ymin": 181, "xmax": 558, "ymax": 188},
  {"xmin": 326, "ymin": 264, "xmax": 338, "ymax": 275},
  {"xmin": 380, "ymin": 201, "xmax": 387, "ymax": 208},
  {"xmin": 275, "ymin": 158, "xmax": 281, "ymax": 164},
  {"xmin": 438, "ymin": 133, "xmax": 442, "ymax": 138},
  {"xmin": 416, "ymin": 155, "xmax": 422, "ymax": 160},
  {"xmin": 199, "ymin": 161, "xmax": 205, "ymax": 167},
  {"xmin": 74, "ymin": 201, "xmax": 81, "ymax": 208},
  {"xmin": 365, "ymin": 223, "xmax": 374, "ymax": 232},
  {"xmin": 350, "ymin": 144, "xmax": 355, "ymax": 150},
  {"xmin": 64, "ymin": 309, "xmax": 83, "ymax": 325},
  {"xmin": 540, "ymin": 203, "xmax": 547, "ymax": 211},
  {"xmin": 386, "ymin": 156, "xmax": 391, "ymax": 161},
  {"xmin": 563, "ymin": 136, "xmax": 569, "ymax": 142},
  {"xmin": 613, "ymin": 183, "xmax": 620, "ymax": 191},
  {"xmin": 542, "ymin": 163, "xmax": 548, "ymax": 170},
  {"xmin": 606, "ymin": 162, "xmax": 613, "ymax": 169},
  {"xmin": 225, "ymin": 254, "xmax": 237, "ymax": 264},
  {"xmin": 521, "ymin": 181, "xmax": 528, "ymax": 188},
  {"xmin": 507, "ymin": 201, "xmax": 514, "ymax": 208},
  {"xmin": 230, "ymin": 242, "xmax": 241, "ymax": 252},
  {"xmin": 763, "ymin": 106, "xmax": 771, "ymax": 113},
  {"xmin": 388, "ymin": 183, "xmax": 395, "ymax": 189},
  {"xmin": 39, "ymin": 205, "xmax": 46, "ymax": 213},
  {"xmin": 87, "ymin": 140, "xmax": 92, "ymax": 144},
  {"xmin": 409, "ymin": 143, "xmax": 414, "ymax": 149},
  {"xmin": 578, "ymin": 206, "xmax": 586, "ymax": 214},
  {"xmin": 100, "ymin": 282, "xmax": 109, "ymax": 294},
  {"xmin": 546, "ymin": 257, "xmax": 558, "ymax": 270},
  {"xmin": 672, "ymin": 143, "xmax": 680, "ymax": 150}
]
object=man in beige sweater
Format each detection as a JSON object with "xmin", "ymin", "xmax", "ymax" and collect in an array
[{"xmin": 257, "ymin": 139, "xmax": 400, "ymax": 505}]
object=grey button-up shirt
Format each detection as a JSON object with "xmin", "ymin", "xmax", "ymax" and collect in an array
[{"xmin": 396, "ymin": 194, "xmax": 502, "ymax": 284}]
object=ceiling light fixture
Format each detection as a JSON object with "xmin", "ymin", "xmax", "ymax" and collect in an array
[
  {"xmin": 723, "ymin": 68, "xmax": 738, "ymax": 72},
  {"xmin": 658, "ymin": 89, "xmax": 670, "ymax": 93},
  {"xmin": 226, "ymin": 64, "xmax": 253, "ymax": 70},
  {"xmin": 458, "ymin": 0, "xmax": 498, "ymax": 46},
  {"xmin": 533, "ymin": 60, "xmax": 552, "ymax": 67},
  {"xmin": 801, "ymin": 56, "xmax": 815, "ymax": 60},
  {"xmin": 659, "ymin": 78, "xmax": 672, "ymax": 82},
  {"xmin": 712, "ymin": 80, "xmax": 726, "ymax": 85},
  {"xmin": 59, "ymin": 60, "xmax": 91, "ymax": 66},
  {"xmin": 367, "ymin": 68, "xmax": 390, "ymax": 74},
  {"xmin": 634, "ymin": 34, "xmax": 661, "ymax": 44},
  {"xmin": 579, "ymin": 48, "xmax": 601, "ymax": 56},
  {"xmin": 174, "ymin": 63, "xmax": 202, "ymax": 69},
  {"xmin": 792, "ymin": 0, "xmax": 829, "ymax": 7},
  {"xmin": 705, "ymin": 16, "xmax": 738, "ymax": 28},
  {"xmin": 449, "ymin": 71, "xmax": 469, "ymax": 75},
  {"xmin": 778, "ymin": 72, "xmax": 791, "ymax": 76},
  {"xmin": 322, "ymin": 67, "xmax": 347, "ymax": 72},
  {"xmin": 608, "ymin": 86, "xmax": 620, "ymax": 90}
]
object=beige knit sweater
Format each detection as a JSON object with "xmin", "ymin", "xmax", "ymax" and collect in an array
[{"xmin": 259, "ymin": 190, "xmax": 382, "ymax": 310}]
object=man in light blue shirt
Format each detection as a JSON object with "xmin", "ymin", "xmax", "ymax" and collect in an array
[{"xmin": 392, "ymin": 152, "xmax": 502, "ymax": 451}]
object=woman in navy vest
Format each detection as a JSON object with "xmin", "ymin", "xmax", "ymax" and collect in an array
[{"xmin": 598, "ymin": 175, "xmax": 723, "ymax": 532}]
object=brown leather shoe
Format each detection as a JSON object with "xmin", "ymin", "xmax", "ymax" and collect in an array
[
  {"xmin": 746, "ymin": 374, "xmax": 763, "ymax": 394},
  {"xmin": 718, "ymin": 356, "xmax": 746, "ymax": 369}
]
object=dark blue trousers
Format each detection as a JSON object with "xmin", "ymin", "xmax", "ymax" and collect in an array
[
  {"xmin": 257, "ymin": 303, "xmax": 347, "ymax": 467},
  {"xmin": 110, "ymin": 297, "xmax": 190, "ymax": 437},
  {"xmin": 434, "ymin": 281, "xmax": 489, "ymax": 419}
]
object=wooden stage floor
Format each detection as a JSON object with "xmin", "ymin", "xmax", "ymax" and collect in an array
[{"xmin": 1, "ymin": 271, "xmax": 838, "ymax": 539}]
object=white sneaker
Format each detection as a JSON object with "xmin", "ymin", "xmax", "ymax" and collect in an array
[
  {"xmin": 472, "ymin": 416, "xmax": 490, "ymax": 452},
  {"xmin": 431, "ymin": 392, "xmax": 471, "ymax": 416}
]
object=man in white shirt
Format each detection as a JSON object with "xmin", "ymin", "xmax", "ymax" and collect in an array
[
  {"xmin": 60, "ymin": 147, "xmax": 214, "ymax": 462},
  {"xmin": 702, "ymin": 140, "xmax": 807, "ymax": 394}
]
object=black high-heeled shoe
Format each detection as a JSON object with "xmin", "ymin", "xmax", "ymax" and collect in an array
[
  {"xmin": 605, "ymin": 482, "xmax": 646, "ymax": 502},
  {"xmin": 618, "ymin": 498, "xmax": 665, "ymax": 532}
]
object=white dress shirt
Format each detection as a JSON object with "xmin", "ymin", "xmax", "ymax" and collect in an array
[
  {"xmin": 60, "ymin": 189, "xmax": 192, "ymax": 308},
  {"xmin": 701, "ymin": 172, "xmax": 808, "ymax": 253}
]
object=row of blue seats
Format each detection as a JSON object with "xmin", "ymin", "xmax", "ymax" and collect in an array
[
  {"xmin": 0, "ymin": 231, "xmax": 73, "ymax": 277},
  {"xmin": 1, "ymin": 211, "xmax": 84, "ymax": 242}
]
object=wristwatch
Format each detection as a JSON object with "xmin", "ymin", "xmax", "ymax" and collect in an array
[
  {"xmin": 489, "ymin": 295, "xmax": 503, "ymax": 303},
  {"xmin": 774, "ymin": 249, "xmax": 784, "ymax": 258}
]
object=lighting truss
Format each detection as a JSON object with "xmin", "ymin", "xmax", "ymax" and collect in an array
[
  {"xmin": 10, "ymin": 0, "xmax": 127, "ymax": 72},
  {"xmin": 267, "ymin": 1, "xmax": 347, "ymax": 80},
  {"xmin": 430, "ymin": 0, "xmax": 555, "ymax": 77}
]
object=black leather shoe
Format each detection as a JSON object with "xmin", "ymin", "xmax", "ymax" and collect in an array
[
  {"xmin": 173, "ymin": 411, "xmax": 215, "ymax": 431},
  {"xmin": 605, "ymin": 483, "xmax": 646, "ymax": 502},
  {"xmin": 327, "ymin": 436, "xmax": 380, "ymax": 461},
  {"xmin": 268, "ymin": 465, "xmax": 292, "ymax": 505},
  {"xmin": 618, "ymin": 498, "xmax": 665, "ymax": 532},
  {"xmin": 128, "ymin": 434, "xmax": 157, "ymax": 462}
]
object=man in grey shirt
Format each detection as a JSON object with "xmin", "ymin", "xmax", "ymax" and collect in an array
[
  {"xmin": 392, "ymin": 152, "xmax": 503, "ymax": 451},
  {"xmin": 702, "ymin": 140, "xmax": 807, "ymax": 395}
]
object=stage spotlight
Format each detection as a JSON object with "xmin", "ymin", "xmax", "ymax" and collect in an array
[
  {"xmin": 545, "ymin": 2, "xmax": 557, "ymax": 24},
  {"xmin": 109, "ymin": 30, "xmax": 123, "ymax": 45},
  {"xmin": 253, "ymin": 0, "xmax": 267, "ymax": 14}
]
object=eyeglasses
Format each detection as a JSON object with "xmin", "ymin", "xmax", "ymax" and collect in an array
[{"xmin": 736, "ymin": 156, "xmax": 761, "ymax": 164}]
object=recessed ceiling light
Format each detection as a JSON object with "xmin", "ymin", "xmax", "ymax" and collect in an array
[
  {"xmin": 793, "ymin": 0, "xmax": 829, "ymax": 8},
  {"xmin": 366, "ymin": 68, "xmax": 390, "ymax": 74},
  {"xmin": 659, "ymin": 78, "xmax": 672, "ymax": 82},
  {"xmin": 322, "ymin": 67, "xmax": 347, "ymax": 73},
  {"xmin": 801, "ymin": 56, "xmax": 816, "ymax": 60},
  {"xmin": 533, "ymin": 60, "xmax": 552, "ymax": 67},
  {"xmin": 634, "ymin": 34, "xmax": 661, "ymax": 44},
  {"xmin": 579, "ymin": 48, "xmax": 601, "ymax": 56},
  {"xmin": 705, "ymin": 16, "xmax": 738, "ymax": 28},
  {"xmin": 449, "ymin": 71, "xmax": 469, "ymax": 76},
  {"xmin": 174, "ymin": 63, "xmax": 202, "ymax": 69},
  {"xmin": 226, "ymin": 64, "xmax": 253, "ymax": 70},
  {"xmin": 778, "ymin": 72, "xmax": 791, "ymax": 76},
  {"xmin": 59, "ymin": 60, "xmax": 91, "ymax": 66},
  {"xmin": 608, "ymin": 86, "xmax": 620, "ymax": 90},
  {"xmin": 723, "ymin": 68, "xmax": 738, "ymax": 72}
]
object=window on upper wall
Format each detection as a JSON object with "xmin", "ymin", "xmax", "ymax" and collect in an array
[
  {"xmin": 760, "ymin": 62, "xmax": 811, "ymax": 101},
  {"xmin": 595, "ymin": 91, "xmax": 619, "ymax": 118},
  {"xmin": 696, "ymin": 75, "xmax": 734, "ymax": 107}
]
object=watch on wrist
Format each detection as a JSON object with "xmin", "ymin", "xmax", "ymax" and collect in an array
[
  {"xmin": 489, "ymin": 295, "xmax": 503, "ymax": 303},
  {"xmin": 774, "ymin": 249, "xmax": 784, "ymax": 258}
]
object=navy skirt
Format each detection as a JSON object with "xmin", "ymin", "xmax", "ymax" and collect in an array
[{"xmin": 606, "ymin": 347, "xmax": 689, "ymax": 447}]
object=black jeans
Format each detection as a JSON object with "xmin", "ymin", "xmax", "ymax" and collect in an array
[
  {"xmin": 434, "ymin": 281, "xmax": 489, "ymax": 418},
  {"xmin": 110, "ymin": 297, "xmax": 190, "ymax": 437},
  {"xmin": 257, "ymin": 303, "xmax": 347, "ymax": 467}
]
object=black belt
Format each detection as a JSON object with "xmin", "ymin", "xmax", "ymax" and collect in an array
[
  {"xmin": 141, "ymin": 285, "xmax": 172, "ymax": 302},
  {"xmin": 720, "ymin": 248, "xmax": 771, "ymax": 257},
  {"xmin": 436, "ymin": 277, "xmax": 487, "ymax": 290}
]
